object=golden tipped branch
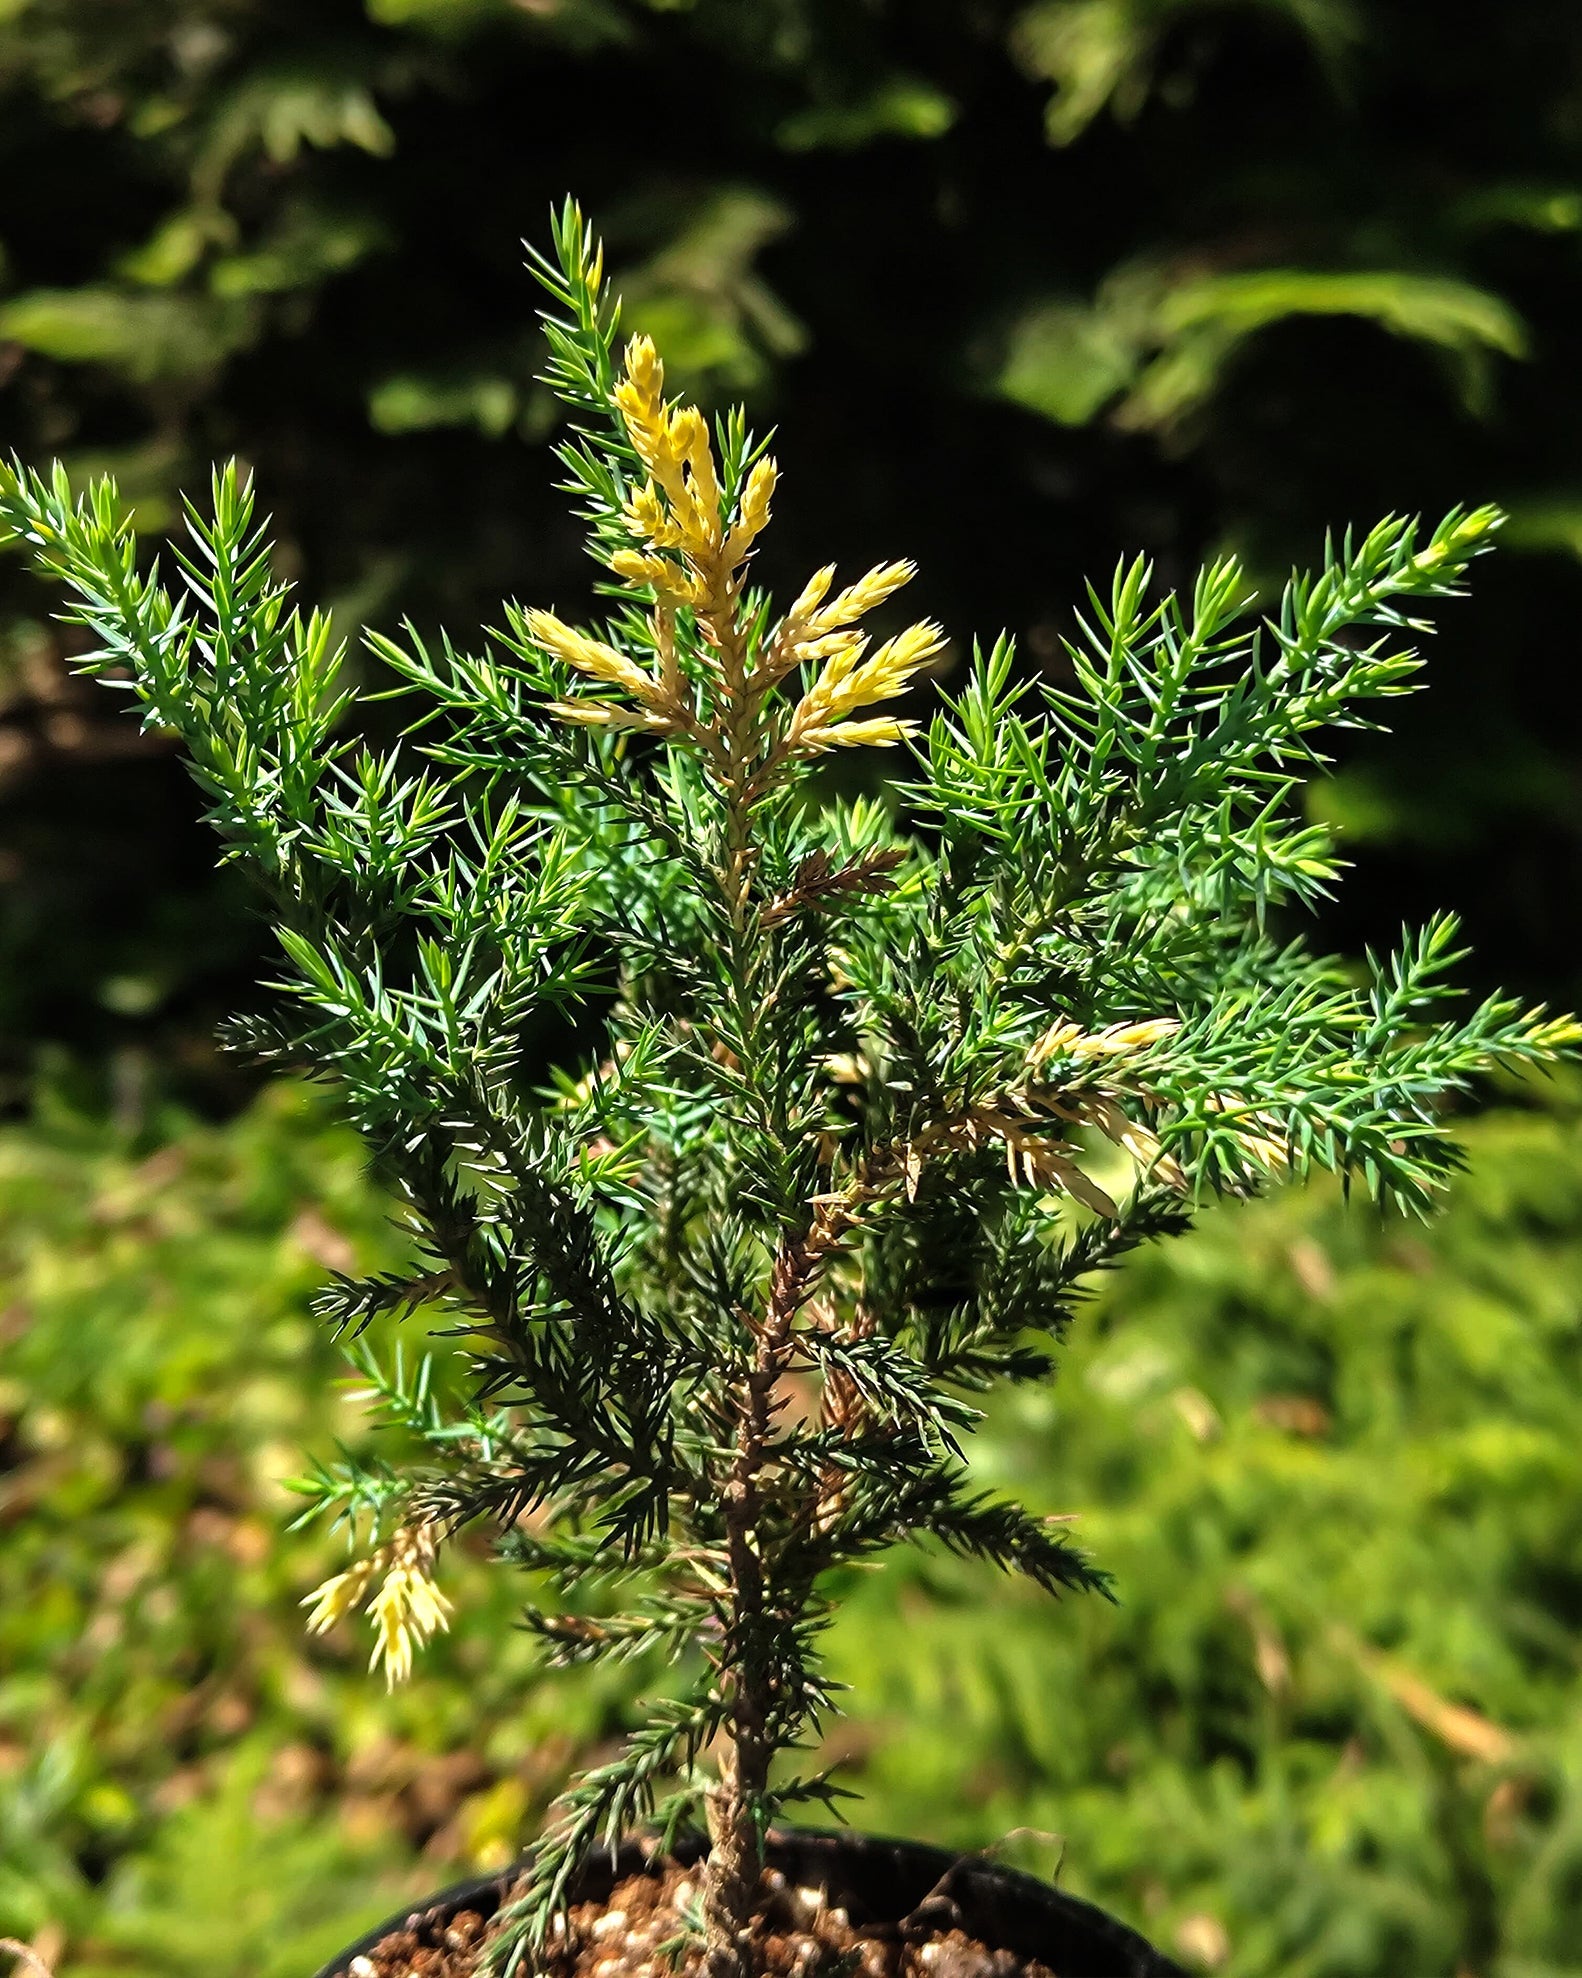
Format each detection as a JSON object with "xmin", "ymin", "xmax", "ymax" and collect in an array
[
  {"xmin": 535, "ymin": 332, "xmax": 941, "ymax": 778},
  {"xmin": 302, "ymin": 1521, "xmax": 453, "ymax": 1690}
]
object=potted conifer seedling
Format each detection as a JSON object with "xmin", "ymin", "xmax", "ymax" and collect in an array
[{"xmin": 2, "ymin": 206, "xmax": 1575, "ymax": 1978}]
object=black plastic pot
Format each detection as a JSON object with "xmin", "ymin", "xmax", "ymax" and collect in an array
[{"xmin": 312, "ymin": 1828, "xmax": 1187, "ymax": 1978}]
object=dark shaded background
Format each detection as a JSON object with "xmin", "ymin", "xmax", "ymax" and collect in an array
[{"xmin": 4, "ymin": 0, "xmax": 1582, "ymax": 1105}]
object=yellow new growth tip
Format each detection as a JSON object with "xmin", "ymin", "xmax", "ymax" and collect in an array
[
  {"xmin": 525, "ymin": 606, "xmax": 691, "ymax": 737},
  {"xmin": 541, "ymin": 320, "xmax": 936, "ymax": 804},
  {"xmin": 300, "ymin": 1556, "xmax": 378, "ymax": 1634},
  {"xmin": 525, "ymin": 609, "xmax": 661, "ymax": 704},
  {"xmin": 1030, "ymin": 1016, "xmax": 1181, "ymax": 1070},
  {"xmin": 612, "ymin": 333, "xmax": 752, "ymax": 581},
  {"xmin": 785, "ymin": 618, "xmax": 944, "ymax": 754},
  {"xmin": 302, "ymin": 1522, "xmax": 453, "ymax": 1690}
]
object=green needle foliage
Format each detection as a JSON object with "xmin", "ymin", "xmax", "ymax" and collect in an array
[{"xmin": 1, "ymin": 203, "xmax": 1575, "ymax": 1978}]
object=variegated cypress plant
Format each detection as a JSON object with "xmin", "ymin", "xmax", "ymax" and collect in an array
[{"xmin": 1, "ymin": 206, "xmax": 1574, "ymax": 1978}]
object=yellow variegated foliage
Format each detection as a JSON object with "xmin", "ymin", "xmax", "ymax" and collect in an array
[
  {"xmin": 533, "ymin": 312, "xmax": 942, "ymax": 780},
  {"xmin": 303, "ymin": 1521, "xmax": 453, "ymax": 1689}
]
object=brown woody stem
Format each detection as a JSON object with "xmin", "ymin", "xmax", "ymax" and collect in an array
[{"xmin": 699, "ymin": 1212, "xmax": 849, "ymax": 1978}]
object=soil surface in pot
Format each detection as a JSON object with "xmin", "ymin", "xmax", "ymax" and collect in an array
[{"xmin": 345, "ymin": 1857, "xmax": 1064, "ymax": 1978}]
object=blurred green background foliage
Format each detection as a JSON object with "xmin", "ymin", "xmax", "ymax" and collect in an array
[
  {"xmin": 5, "ymin": 0, "xmax": 1582, "ymax": 1972},
  {"xmin": 8, "ymin": 1078, "xmax": 1582, "ymax": 1976}
]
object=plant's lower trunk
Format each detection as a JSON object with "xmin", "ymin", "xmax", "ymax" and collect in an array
[
  {"xmin": 700, "ymin": 1217, "xmax": 839, "ymax": 1978},
  {"xmin": 701, "ymin": 1737, "xmax": 765, "ymax": 1978}
]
